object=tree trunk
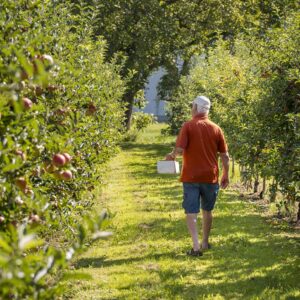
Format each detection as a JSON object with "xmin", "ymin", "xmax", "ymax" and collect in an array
[
  {"xmin": 231, "ymin": 157, "xmax": 235, "ymax": 177},
  {"xmin": 297, "ymin": 201, "xmax": 300, "ymax": 222},
  {"xmin": 260, "ymin": 177, "xmax": 266, "ymax": 199},
  {"xmin": 241, "ymin": 165, "xmax": 246, "ymax": 183},
  {"xmin": 253, "ymin": 174, "xmax": 259, "ymax": 193},
  {"xmin": 123, "ymin": 90, "xmax": 135, "ymax": 130},
  {"xmin": 269, "ymin": 179, "xmax": 277, "ymax": 202},
  {"xmin": 180, "ymin": 58, "xmax": 190, "ymax": 76}
]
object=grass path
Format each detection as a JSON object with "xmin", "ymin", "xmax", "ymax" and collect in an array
[{"xmin": 67, "ymin": 124, "xmax": 299, "ymax": 300}]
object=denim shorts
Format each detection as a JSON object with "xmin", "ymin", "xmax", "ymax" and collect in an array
[{"xmin": 182, "ymin": 182, "xmax": 219, "ymax": 213}]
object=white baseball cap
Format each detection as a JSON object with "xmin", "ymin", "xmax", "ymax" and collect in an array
[{"xmin": 193, "ymin": 95, "xmax": 211, "ymax": 113}]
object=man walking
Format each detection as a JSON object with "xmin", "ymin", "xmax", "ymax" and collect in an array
[{"xmin": 165, "ymin": 95, "xmax": 230, "ymax": 256}]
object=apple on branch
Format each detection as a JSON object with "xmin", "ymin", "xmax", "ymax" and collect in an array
[
  {"xmin": 52, "ymin": 153, "xmax": 66, "ymax": 167},
  {"xmin": 60, "ymin": 170, "xmax": 73, "ymax": 181},
  {"xmin": 22, "ymin": 97, "xmax": 33, "ymax": 110},
  {"xmin": 29, "ymin": 214, "xmax": 40, "ymax": 223},
  {"xmin": 15, "ymin": 149, "xmax": 26, "ymax": 161},
  {"xmin": 62, "ymin": 153, "xmax": 72, "ymax": 164}
]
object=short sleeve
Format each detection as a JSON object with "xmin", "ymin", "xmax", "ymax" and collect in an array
[
  {"xmin": 176, "ymin": 122, "xmax": 189, "ymax": 149},
  {"xmin": 217, "ymin": 128, "xmax": 228, "ymax": 153}
]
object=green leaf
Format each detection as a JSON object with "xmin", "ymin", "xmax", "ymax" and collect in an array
[
  {"xmin": 19, "ymin": 234, "xmax": 44, "ymax": 251},
  {"xmin": 14, "ymin": 49, "xmax": 33, "ymax": 77},
  {"xmin": 2, "ymin": 161, "xmax": 23, "ymax": 172},
  {"xmin": 0, "ymin": 237, "xmax": 12, "ymax": 253}
]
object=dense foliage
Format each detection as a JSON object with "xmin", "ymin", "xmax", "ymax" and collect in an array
[
  {"xmin": 166, "ymin": 13, "xmax": 300, "ymax": 220},
  {"xmin": 0, "ymin": 1, "xmax": 124, "ymax": 298},
  {"xmin": 85, "ymin": 0, "xmax": 298, "ymax": 128}
]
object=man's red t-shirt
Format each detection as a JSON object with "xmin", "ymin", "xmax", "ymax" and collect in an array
[{"xmin": 175, "ymin": 114, "xmax": 228, "ymax": 183}]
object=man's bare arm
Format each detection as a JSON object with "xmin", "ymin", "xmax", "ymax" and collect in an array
[
  {"xmin": 165, "ymin": 147, "xmax": 184, "ymax": 160},
  {"xmin": 219, "ymin": 152, "xmax": 230, "ymax": 189}
]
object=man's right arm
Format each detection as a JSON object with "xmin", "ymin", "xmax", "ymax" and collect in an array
[
  {"xmin": 165, "ymin": 122, "xmax": 188, "ymax": 160},
  {"xmin": 220, "ymin": 152, "xmax": 230, "ymax": 189},
  {"xmin": 165, "ymin": 147, "xmax": 184, "ymax": 160}
]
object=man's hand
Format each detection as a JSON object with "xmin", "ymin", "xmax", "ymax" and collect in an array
[
  {"xmin": 165, "ymin": 153, "xmax": 175, "ymax": 160},
  {"xmin": 221, "ymin": 174, "xmax": 229, "ymax": 189},
  {"xmin": 220, "ymin": 152, "xmax": 230, "ymax": 189},
  {"xmin": 164, "ymin": 147, "xmax": 183, "ymax": 161}
]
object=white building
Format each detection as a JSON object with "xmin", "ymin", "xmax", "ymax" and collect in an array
[
  {"xmin": 136, "ymin": 67, "xmax": 167, "ymax": 122},
  {"xmin": 139, "ymin": 59, "xmax": 184, "ymax": 122}
]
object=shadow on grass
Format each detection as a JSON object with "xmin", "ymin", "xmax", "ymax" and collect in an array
[
  {"xmin": 75, "ymin": 225, "xmax": 299, "ymax": 298},
  {"xmin": 74, "ymin": 203, "xmax": 300, "ymax": 298},
  {"xmin": 75, "ymin": 137, "xmax": 300, "ymax": 299},
  {"xmin": 121, "ymin": 142, "xmax": 173, "ymax": 156},
  {"xmin": 75, "ymin": 251, "xmax": 188, "ymax": 270}
]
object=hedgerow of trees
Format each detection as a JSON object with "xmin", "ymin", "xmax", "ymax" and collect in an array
[
  {"xmin": 166, "ymin": 12, "xmax": 300, "ymax": 221},
  {"xmin": 0, "ymin": 1, "xmax": 124, "ymax": 298}
]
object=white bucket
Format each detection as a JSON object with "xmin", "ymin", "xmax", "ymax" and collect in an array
[{"xmin": 157, "ymin": 161, "xmax": 180, "ymax": 174}]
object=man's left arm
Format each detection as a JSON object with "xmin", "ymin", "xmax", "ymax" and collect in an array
[
  {"xmin": 220, "ymin": 152, "xmax": 230, "ymax": 189},
  {"xmin": 218, "ymin": 128, "xmax": 230, "ymax": 189}
]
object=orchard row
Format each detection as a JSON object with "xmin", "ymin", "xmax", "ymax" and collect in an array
[{"xmin": 0, "ymin": 2, "xmax": 125, "ymax": 298}]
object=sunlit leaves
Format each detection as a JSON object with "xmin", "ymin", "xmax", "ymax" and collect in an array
[
  {"xmin": 0, "ymin": 1, "xmax": 121, "ymax": 298},
  {"xmin": 167, "ymin": 12, "xmax": 299, "ymax": 208}
]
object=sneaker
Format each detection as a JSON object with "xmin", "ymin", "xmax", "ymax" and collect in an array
[
  {"xmin": 186, "ymin": 248, "xmax": 203, "ymax": 257},
  {"xmin": 200, "ymin": 243, "xmax": 212, "ymax": 252}
]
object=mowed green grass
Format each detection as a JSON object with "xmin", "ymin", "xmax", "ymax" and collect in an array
[{"xmin": 66, "ymin": 124, "xmax": 300, "ymax": 300}]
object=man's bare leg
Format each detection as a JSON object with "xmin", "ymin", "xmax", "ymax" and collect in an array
[
  {"xmin": 186, "ymin": 214, "xmax": 200, "ymax": 251},
  {"xmin": 201, "ymin": 209, "xmax": 212, "ymax": 249}
]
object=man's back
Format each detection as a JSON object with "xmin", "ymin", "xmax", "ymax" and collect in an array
[{"xmin": 176, "ymin": 114, "xmax": 227, "ymax": 183}]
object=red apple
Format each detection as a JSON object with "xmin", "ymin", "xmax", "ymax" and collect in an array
[
  {"xmin": 15, "ymin": 177, "xmax": 27, "ymax": 190},
  {"xmin": 60, "ymin": 170, "xmax": 73, "ymax": 181},
  {"xmin": 62, "ymin": 153, "xmax": 72, "ymax": 163},
  {"xmin": 30, "ymin": 214, "xmax": 40, "ymax": 223},
  {"xmin": 52, "ymin": 154, "xmax": 66, "ymax": 167},
  {"xmin": 15, "ymin": 149, "xmax": 26, "ymax": 161},
  {"xmin": 22, "ymin": 97, "xmax": 33, "ymax": 110}
]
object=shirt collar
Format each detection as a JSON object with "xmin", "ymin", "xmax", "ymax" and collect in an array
[{"xmin": 193, "ymin": 113, "xmax": 208, "ymax": 120}]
